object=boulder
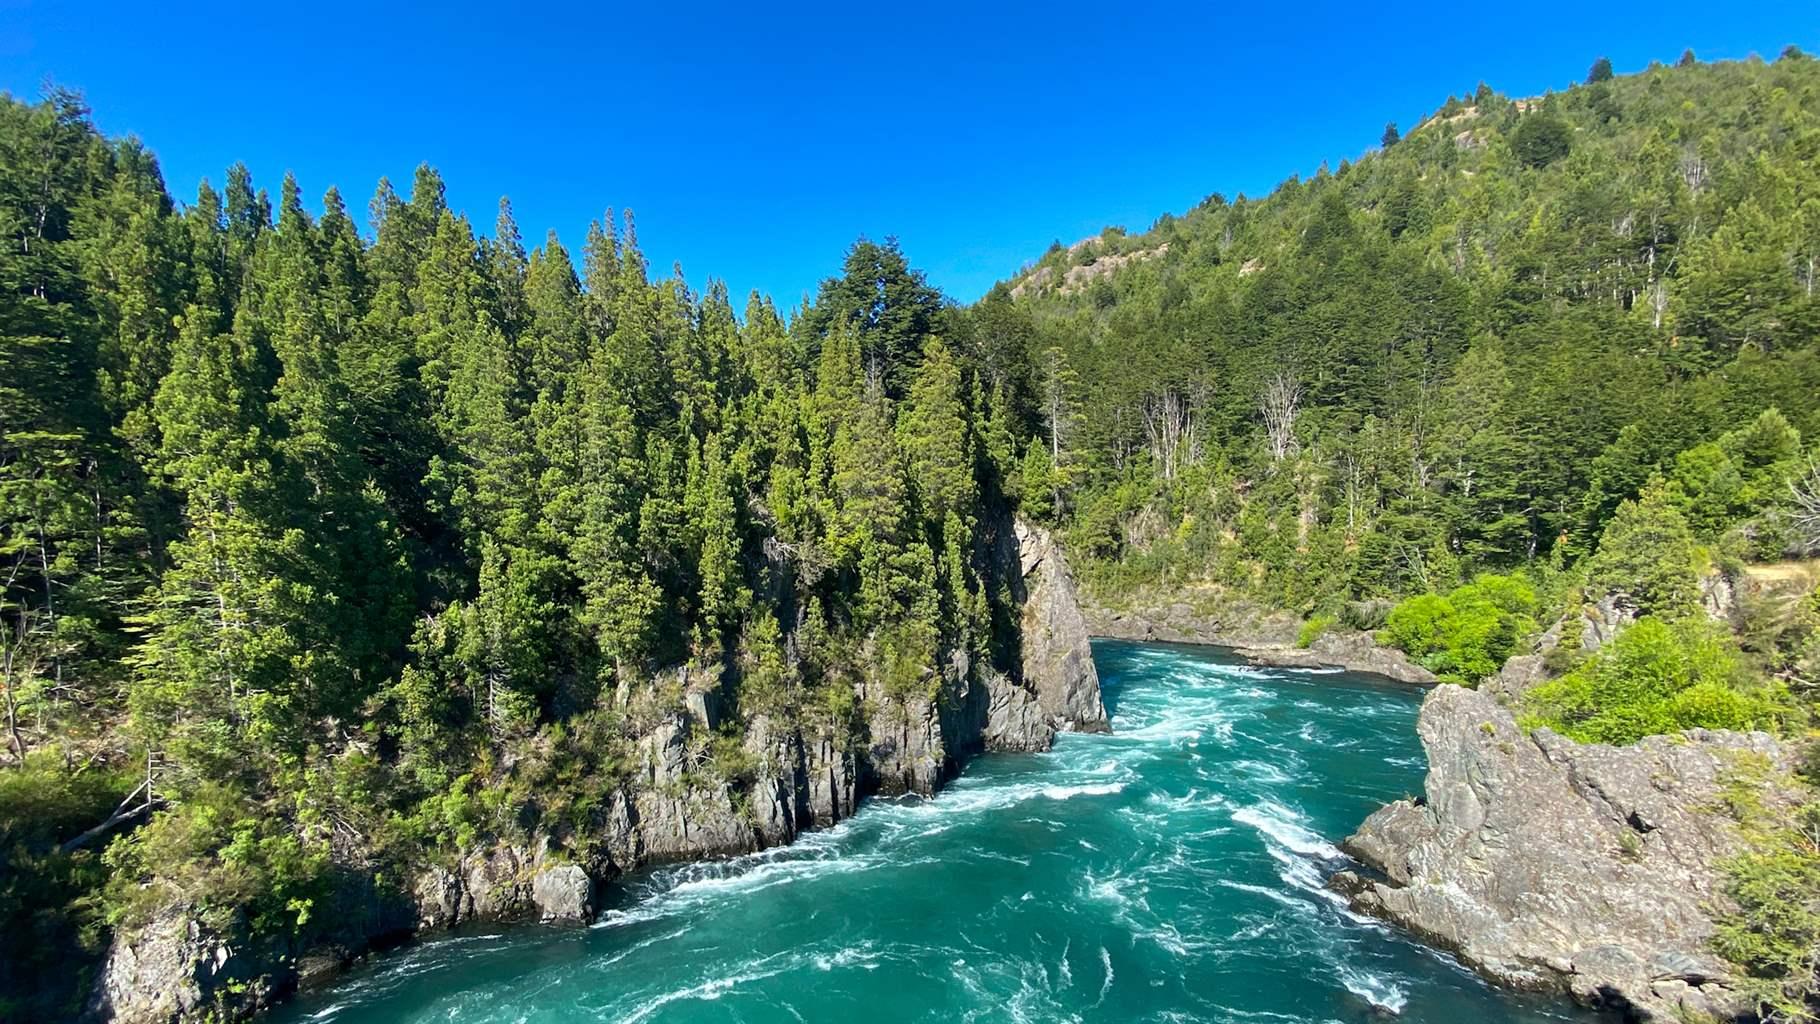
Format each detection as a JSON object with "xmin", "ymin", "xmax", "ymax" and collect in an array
[
  {"xmin": 530, "ymin": 864, "xmax": 595, "ymax": 923},
  {"xmin": 1333, "ymin": 683, "xmax": 1788, "ymax": 1020}
]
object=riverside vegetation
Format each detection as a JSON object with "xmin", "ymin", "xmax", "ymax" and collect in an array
[{"xmin": 4, "ymin": 47, "xmax": 1820, "ymax": 1023}]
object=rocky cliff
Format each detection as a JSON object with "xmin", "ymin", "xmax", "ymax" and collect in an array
[
  {"xmin": 85, "ymin": 516, "xmax": 1107, "ymax": 1024},
  {"xmin": 1330, "ymin": 683, "xmax": 1790, "ymax": 1021},
  {"xmin": 1010, "ymin": 520, "xmax": 1110, "ymax": 732}
]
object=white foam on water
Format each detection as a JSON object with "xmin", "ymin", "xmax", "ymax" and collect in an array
[
  {"xmin": 1215, "ymin": 878, "xmax": 1311, "ymax": 912},
  {"xmin": 1338, "ymin": 966, "xmax": 1409, "ymax": 1015},
  {"xmin": 1231, "ymin": 801, "xmax": 1342, "ymax": 860},
  {"xmin": 1039, "ymin": 781, "xmax": 1126, "ymax": 801},
  {"xmin": 813, "ymin": 943, "xmax": 879, "ymax": 972},
  {"xmin": 1094, "ymin": 946, "xmax": 1114, "ymax": 1008},
  {"xmin": 616, "ymin": 952, "xmax": 795, "ymax": 1024},
  {"xmin": 1231, "ymin": 759, "xmax": 1294, "ymax": 785}
]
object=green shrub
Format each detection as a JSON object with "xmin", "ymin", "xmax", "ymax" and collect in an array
[
  {"xmin": 1379, "ymin": 573, "xmax": 1538, "ymax": 684},
  {"xmin": 1522, "ymin": 616, "xmax": 1781, "ymax": 744},
  {"xmin": 1296, "ymin": 614, "xmax": 1336, "ymax": 648},
  {"xmin": 1714, "ymin": 799, "xmax": 1820, "ymax": 1018}
]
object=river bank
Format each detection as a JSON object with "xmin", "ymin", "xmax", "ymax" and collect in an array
[
  {"xmin": 1080, "ymin": 584, "xmax": 1438, "ymax": 685},
  {"xmin": 267, "ymin": 640, "xmax": 1591, "ymax": 1024}
]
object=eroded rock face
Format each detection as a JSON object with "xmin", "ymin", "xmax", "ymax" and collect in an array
[
  {"xmin": 531, "ymin": 864, "xmax": 595, "ymax": 923},
  {"xmin": 982, "ymin": 671, "xmax": 1054, "ymax": 752},
  {"xmin": 1014, "ymin": 519, "xmax": 1110, "ymax": 733},
  {"xmin": 1332, "ymin": 684, "xmax": 1785, "ymax": 1021},
  {"xmin": 85, "ymin": 906, "xmax": 286, "ymax": 1024}
]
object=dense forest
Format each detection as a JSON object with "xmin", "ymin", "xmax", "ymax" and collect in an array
[
  {"xmin": 4, "ymin": 48, "xmax": 1820, "ymax": 1023},
  {"xmin": 0, "ymin": 86, "xmax": 1049, "ymax": 1018}
]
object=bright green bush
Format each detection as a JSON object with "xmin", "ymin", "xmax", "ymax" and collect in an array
[
  {"xmin": 1379, "ymin": 573, "xmax": 1537, "ymax": 684},
  {"xmin": 1522, "ymin": 616, "xmax": 1781, "ymax": 744},
  {"xmin": 1296, "ymin": 614, "xmax": 1335, "ymax": 648}
]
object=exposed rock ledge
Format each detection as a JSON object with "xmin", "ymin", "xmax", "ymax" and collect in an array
[
  {"xmin": 1330, "ymin": 683, "xmax": 1789, "ymax": 1021},
  {"xmin": 1232, "ymin": 631, "xmax": 1437, "ymax": 686},
  {"xmin": 1083, "ymin": 590, "xmax": 1435, "ymax": 684},
  {"xmin": 87, "ymin": 514, "xmax": 1105, "ymax": 1024}
]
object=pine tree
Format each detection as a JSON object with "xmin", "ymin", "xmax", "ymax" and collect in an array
[{"xmin": 898, "ymin": 337, "xmax": 976, "ymax": 526}]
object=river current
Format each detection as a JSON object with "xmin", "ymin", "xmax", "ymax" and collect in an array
[{"xmin": 275, "ymin": 640, "xmax": 1590, "ymax": 1024}]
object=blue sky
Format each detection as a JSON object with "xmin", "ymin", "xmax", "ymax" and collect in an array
[{"xmin": 1, "ymin": 1, "xmax": 1810, "ymax": 306}]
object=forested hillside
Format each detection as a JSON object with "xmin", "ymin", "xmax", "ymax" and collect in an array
[
  {"xmin": 993, "ymin": 49, "xmax": 1820, "ymax": 608},
  {"xmin": 986, "ymin": 49, "xmax": 1820, "ymax": 1017},
  {"xmin": 0, "ymin": 89, "xmax": 1062, "ymax": 1019}
]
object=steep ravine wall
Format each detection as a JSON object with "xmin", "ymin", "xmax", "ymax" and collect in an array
[{"xmin": 84, "ymin": 517, "xmax": 1107, "ymax": 1024}]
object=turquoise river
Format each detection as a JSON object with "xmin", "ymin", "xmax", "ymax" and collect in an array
[{"xmin": 274, "ymin": 640, "xmax": 1593, "ymax": 1024}]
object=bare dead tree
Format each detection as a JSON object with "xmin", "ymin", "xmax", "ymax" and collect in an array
[
  {"xmin": 1792, "ymin": 461, "xmax": 1820, "ymax": 554},
  {"xmin": 1142, "ymin": 387, "xmax": 1200, "ymax": 481},
  {"xmin": 1038, "ymin": 346, "xmax": 1078, "ymax": 465},
  {"xmin": 1341, "ymin": 451, "xmax": 1365, "ymax": 534},
  {"xmin": 1260, "ymin": 373, "xmax": 1302, "ymax": 463},
  {"xmin": 1679, "ymin": 147, "xmax": 1708, "ymax": 195},
  {"xmin": 1648, "ymin": 277, "xmax": 1670, "ymax": 331}
]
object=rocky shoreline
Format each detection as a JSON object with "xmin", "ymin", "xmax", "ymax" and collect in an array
[
  {"xmin": 1082, "ymin": 590, "xmax": 1437, "ymax": 685},
  {"xmin": 86, "ymin": 519, "xmax": 1109, "ymax": 1024},
  {"xmin": 1330, "ymin": 683, "xmax": 1792, "ymax": 1021}
]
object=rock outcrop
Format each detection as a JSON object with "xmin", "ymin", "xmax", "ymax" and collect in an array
[
  {"xmin": 1012, "ymin": 520, "xmax": 1109, "ymax": 733},
  {"xmin": 981, "ymin": 671, "xmax": 1052, "ymax": 752},
  {"xmin": 1485, "ymin": 592, "xmax": 1637, "ymax": 702},
  {"xmin": 1234, "ymin": 631, "xmax": 1437, "ymax": 685},
  {"xmin": 87, "ymin": 906, "xmax": 291, "ymax": 1024},
  {"xmin": 88, "ymin": 515, "xmax": 1109, "ymax": 1024},
  {"xmin": 1331, "ymin": 683, "xmax": 1789, "ymax": 1021}
]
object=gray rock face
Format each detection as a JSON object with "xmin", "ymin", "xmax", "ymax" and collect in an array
[
  {"xmin": 530, "ymin": 865, "xmax": 595, "ymax": 923},
  {"xmin": 1235, "ymin": 630, "xmax": 1438, "ymax": 685},
  {"xmin": 1333, "ymin": 683, "xmax": 1785, "ymax": 1020},
  {"xmin": 1484, "ymin": 592, "xmax": 1639, "ymax": 703},
  {"xmin": 1013, "ymin": 519, "xmax": 1110, "ymax": 732},
  {"xmin": 85, "ymin": 906, "xmax": 287, "ymax": 1024},
  {"xmin": 1082, "ymin": 591, "xmax": 1302, "ymax": 648},
  {"xmin": 982, "ymin": 671, "xmax": 1055, "ymax": 752}
]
